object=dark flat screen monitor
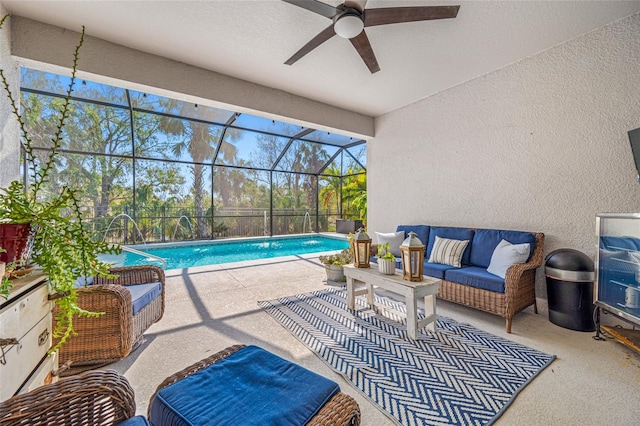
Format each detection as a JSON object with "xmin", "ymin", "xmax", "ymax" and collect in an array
[{"xmin": 629, "ymin": 127, "xmax": 640, "ymax": 181}]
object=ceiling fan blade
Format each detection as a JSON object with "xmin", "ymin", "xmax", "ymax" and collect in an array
[
  {"xmin": 350, "ymin": 31, "xmax": 380, "ymax": 74},
  {"xmin": 344, "ymin": 0, "xmax": 367, "ymax": 13},
  {"xmin": 364, "ymin": 5, "xmax": 460, "ymax": 27},
  {"xmin": 285, "ymin": 24, "xmax": 336, "ymax": 65},
  {"xmin": 281, "ymin": 0, "xmax": 340, "ymax": 19}
]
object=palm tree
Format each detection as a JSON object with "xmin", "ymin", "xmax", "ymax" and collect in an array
[
  {"xmin": 341, "ymin": 168, "xmax": 366, "ymax": 224},
  {"xmin": 171, "ymin": 121, "xmax": 218, "ymax": 238},
  {"xmin": 162, "ymin": 105, "xmax": 239, "ymax": 238},
  {"xmin": 319, "ymin": 165, "xmax": 342, "ymax": 215}
]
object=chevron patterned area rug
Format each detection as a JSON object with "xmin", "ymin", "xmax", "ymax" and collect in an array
[{"xmin": 258, "ymin": 287, "xmax": 555, "ymax": 426}]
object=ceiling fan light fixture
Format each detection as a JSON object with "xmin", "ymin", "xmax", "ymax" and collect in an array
[
  {"xmin": 334, "ymin": 14, "xmax": 364, "ymax": 39},
  {"xmin": 283, "ymin": 1, "xmax": 461, "ymax": 73}
]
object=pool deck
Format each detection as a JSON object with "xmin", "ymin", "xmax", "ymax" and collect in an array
[{"xmin": 107, "ymin": 254, "xmax": 640, "ymax": 425}]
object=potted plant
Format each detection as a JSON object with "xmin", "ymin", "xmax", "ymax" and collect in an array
[
  {"xmin": 0, "ymin": 15, "xmax": 119, "ymax": 350},
  {"xmin": 0, "ymin": 222, "xmax": 33, "ymax": 274},
  {"xmin": 376, "ymin": 242, "xmax": 396, "ymax": 275},
  {"xmin": 319, "ymin": 248, "xmax": 353, "ymax": 282},
  {"xmin": 0, "ymin": 247, "xmax": 7, "ymax": 298}
]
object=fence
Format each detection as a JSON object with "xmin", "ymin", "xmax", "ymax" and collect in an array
[{"xmin": 91, "ymin": 206, "xmax": 353, "ymax": 245}]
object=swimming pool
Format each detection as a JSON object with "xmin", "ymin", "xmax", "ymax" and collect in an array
[{"xmin": 116, "ymin": 235, "xmax": 350, "ymax": 270}]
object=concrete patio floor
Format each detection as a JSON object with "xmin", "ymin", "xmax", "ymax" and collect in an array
[{"xmin": 109, "ymin": 254, "xmax": 640, "ymax": 425}]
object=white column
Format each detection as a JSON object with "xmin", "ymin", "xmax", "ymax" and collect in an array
[{"xmin": 0, "ymin": 6, "xmax": 20, "ymax": 188}]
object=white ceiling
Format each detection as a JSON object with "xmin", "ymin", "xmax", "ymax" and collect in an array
[{"xmin": 3, "ymin": 0, "xmax": 640, "ymax": 117}]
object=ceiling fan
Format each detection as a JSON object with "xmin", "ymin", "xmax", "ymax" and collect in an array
[{"xmin": 282, "ymin": 0, "xmax": 460, "ymax": 74}]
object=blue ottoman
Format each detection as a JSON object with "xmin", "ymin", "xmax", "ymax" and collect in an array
[{"xmin": 148, "ymin": 345, "xmax": 359, "ymax": 426}]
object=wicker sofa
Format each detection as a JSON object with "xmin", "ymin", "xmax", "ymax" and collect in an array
[
  {"xmin": 53, "ymin": 265, "xmax": 165, "ymax": 375},
  {"xmin": 373, "ymin": 225, "xmax": 545, "ymax": 333}
]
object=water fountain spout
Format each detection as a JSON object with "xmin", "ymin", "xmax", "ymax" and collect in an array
[
  {"xmin": 303, "ymin": 211, "xmax": 312, "ymax": 234},
  {"xmin": 103, "ymin": 213, "xmax": 147, "ymax": 245},
  {"xmin": 172, "ymin": 215, "xmax": 194, "ymax": 241},
  {"xmin": 264, "ymin": 211, "xmax": 268, "ymax": 237}
]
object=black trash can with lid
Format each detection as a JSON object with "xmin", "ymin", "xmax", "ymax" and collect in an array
[{"xmin": 545, "ymin": 249, "xmax": 595, "ymax": 331}]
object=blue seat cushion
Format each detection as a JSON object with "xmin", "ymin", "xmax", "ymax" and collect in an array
[
  {"xmin": 116, "ymin": 416, "xmax": 150, "ymax": 426},
  {"xmin": 423, "ymin": 262, "xmax": 456, "ymax": 279},
  {"xmin": 427, "ymin": 227, "xmax": 475, "ymax": 265},
  {"xmin": 148, "ymin": 345, "xmax": 340, "ymax": 426},
  {"xmin": 126, "ymin": 282, "xmax": 162, "ymax": 315},
  {"xmin": 396, "ymin": 225, "xmax": 430, "ymax": 247},
  {"xmin": 445, "ymin": 266, "xmax": 506, "ymax": 293},
  {"xmin": 469, "ymin": 229, "xmax": 537, "ymax": 268}
]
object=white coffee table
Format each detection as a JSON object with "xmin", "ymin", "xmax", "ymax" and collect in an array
[{"xmin": 343, "ymin": 265, "xmax": 441, "ymax": 339}]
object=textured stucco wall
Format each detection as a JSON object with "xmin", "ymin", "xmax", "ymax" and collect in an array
[
  {"xmin": 369, "ymin": 12, "xmax": 640, "ymax": 299},
  {"xmin": 0, "ymin": 8, "xmax": 19, "ymax": 188}
]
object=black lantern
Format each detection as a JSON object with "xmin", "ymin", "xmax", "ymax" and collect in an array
[
  {"xmin": 352, "ymin": 228, "xmax": 371, "ymax": 268},
  {"xmin": 400, "ymin": 231, "xmax": 425, "ymax": 281}
]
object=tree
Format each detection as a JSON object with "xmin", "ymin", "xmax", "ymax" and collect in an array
[
  {"xmin": 341, "ymin": 168, "xmax": 366, "ymax": 222},
  {"xmin": 161, "ymin": 106, "xmax": 240, "ymax": 238},
  {"xmin": 319, "ymin": 164, "xmax": 342, "ymax": 215},
  {"xmin": 22, "ymin": 72, "xmax": 168, "ymax": 219}
]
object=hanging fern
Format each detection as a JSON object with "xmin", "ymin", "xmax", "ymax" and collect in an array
[{"xmin": 0, "ymin": 15, "xmax": 121, "ymax": 350}]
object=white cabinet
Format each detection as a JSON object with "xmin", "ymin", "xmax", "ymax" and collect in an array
[{"xmin": 0, "ymin": 272, "xmax": 58, "ymax": 401}]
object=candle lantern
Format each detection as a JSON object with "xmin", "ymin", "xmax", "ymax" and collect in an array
[
  {"xmin": 352, "ymin": 228, "xmax": 371, "ymax": 268},
  {"xmin": 400, "ymin": 231, "xmax": 425, "ymax": 281}
]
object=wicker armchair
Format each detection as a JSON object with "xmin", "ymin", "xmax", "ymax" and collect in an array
[
  {"xmin": 149, "ymin": 345, "xmax": 361, "ymax": 426},
  {"xmin": 0, "ymin": 370, "xmax": 137, "ymax": 426},
  {"xmin": 54, "ymin": 265, "xmax": 166, "ymax": 375}
]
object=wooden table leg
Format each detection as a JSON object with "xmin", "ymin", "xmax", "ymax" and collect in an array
[
  {"xmin": 424, "ymin": 293, "xmax": 437, "ymax": 333},
  {"xmin": 405, "ymin": 289, "xmax": 418, "ymax": 340},
  {"xmin": 366, "ymin": 282, "xmax": 374, "ymax": 306},
  {"xmin": 346, "ymin": 277, "xmax": 356, "ymax": 310}
]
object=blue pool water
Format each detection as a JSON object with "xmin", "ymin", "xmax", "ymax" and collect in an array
[{"xmin": 120, "ymin": 236, "xmax": 349, "ymax": 270}]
